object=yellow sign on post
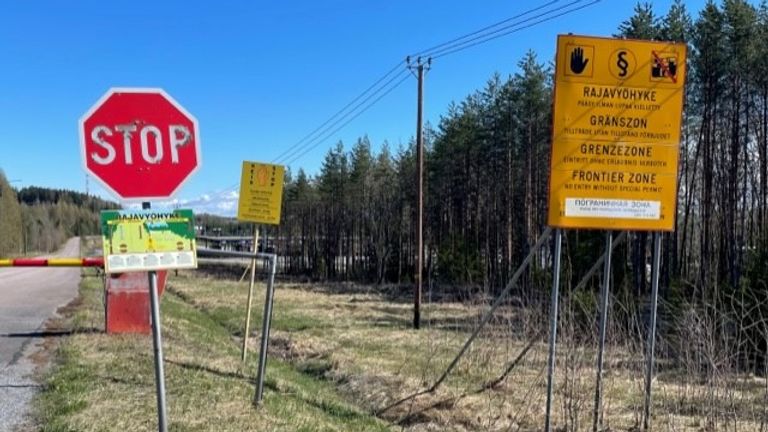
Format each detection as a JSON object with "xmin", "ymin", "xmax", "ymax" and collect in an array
[
  {"xmin": 237, "ymin": 161, "xmax": 285, "ymax": 225},
  {"xmin": 547, "ymin": 34, "xmax": 686, "ymax": 231}
]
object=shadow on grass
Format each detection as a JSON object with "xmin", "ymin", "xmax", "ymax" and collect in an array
[
  {"xmin": 1, "ymin": 328, "xmax": 101, "ymax": 338},
  {"xmin": 360, "ymin": 305, "xmax": 529, "ymax": 337},
  {"xmin": 2, "ymin": 330, "xmax": 74, "ymax": 338},
  {"xmin": 165, "ymin": 358, "xmax": 257, "ymax": 385},
  {"xmin": 93, "ymin": 373, "xmax": 146, "ymax": 386},
  {"xmin": 165, "ymin": 358, "xmax": 380, "ymax": 425}
]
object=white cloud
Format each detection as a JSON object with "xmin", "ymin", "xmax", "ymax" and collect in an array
[
  {"xmin": 118, "ymin": 188, "xmax": 240, "ymax": 217},
  {"xmin": 180, "ymin": 188, "xmax": 240, "ymax": 217}
]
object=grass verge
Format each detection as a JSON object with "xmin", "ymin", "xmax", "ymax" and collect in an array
[{"xmin": 35, "ymin": 271, "xmax": 389, "ymax": 432}]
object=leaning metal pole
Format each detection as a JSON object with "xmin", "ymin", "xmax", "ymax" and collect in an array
[
  {"xmin": 375, "ymin": 229, "xmax": 626, "ymax": 418},
  {"xmin": 429, "ymin": 227, "xmax": 553, "ymax": 391}
]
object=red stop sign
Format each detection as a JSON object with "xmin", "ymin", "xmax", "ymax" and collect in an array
[{"xmin": 79, "ymin": 88, "xmax": 201, "ymax": 201}]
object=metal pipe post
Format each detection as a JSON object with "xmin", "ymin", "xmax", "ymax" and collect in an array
[
  {"xmin": 148, "ymin": 270, "xmax": 168, "ymax": 432},
  {"xmin": 242, "ymin": 224, "xmax": 260, "ymax": 362},
  {"xmin": 592, "ymin": 231, "xmax": 613, "ymax": 432},
  {"xmin": 544, "ymin": 229, "xmax": 563, "ymax": 432},
  {"xmin": 643, "ymin": 232, "xmax": 662, "ymax": 431},
  {"xmin": 254, "ymin": 255, "xmax": 277, "ymax": 405},
  {"xmin": 142, "ymin": 201, "xmax": 168, "ymax": 432}
]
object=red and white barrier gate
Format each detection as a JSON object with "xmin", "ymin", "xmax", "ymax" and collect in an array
[
  {"xmin": 0, "ymin": 257, "xmax": 166, "ymax": 335},
  {"xmin": 0, "ymin": 257, "xmax": 104, "ymax": 267}
]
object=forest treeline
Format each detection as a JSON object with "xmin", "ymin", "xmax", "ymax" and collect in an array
[
  {"xmin": 265, "ymin": 0, "xmax": 768, "ymax": 370},
  {"xmin": 273, "ymin": 1, "xmax": 724, "ymax": 287},
  {"xmin": 0, "ymin": 174, "xmax": 118, "ymax": 256}
]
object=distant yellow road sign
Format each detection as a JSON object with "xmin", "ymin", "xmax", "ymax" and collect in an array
[
  {"xmin": 547, "ymin": 34, "xmax": 686, "ymax": 231},
  {"xmin": 237, "ymin": 161, "xmax": 285, "ymax": 225}
]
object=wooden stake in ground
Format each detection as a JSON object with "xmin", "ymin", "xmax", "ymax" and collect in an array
[{"xmin": 242, "ymin": 224, "xmax": 260, "ymax": 362}]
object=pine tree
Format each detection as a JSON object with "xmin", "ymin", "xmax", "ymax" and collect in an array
[
  {"xmin": 617, "ymin": 2, "xmax": 662, "ymax": 39},
  {"xmin": 0, "ymin": 171, "xmax": 22, "ymax": 256}
]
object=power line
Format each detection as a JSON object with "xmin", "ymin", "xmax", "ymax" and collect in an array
[
  {"xmin": 283, "ymin": 71, "xmax": 411, "ymax": 167},
  {"xmin": 431, "ymin": 0, "xmax": 601, "ymax": 60},
  {"xmin": 273, "ymin": 0, "xmax": 600, "ymax": 168},
  {"xmin": 276, "ymin": 68, "xmax": 410, "ymax": 165},
  {"xmin": 409, "ymin": 0, "xmax": 561, "ymax": 58},
  {"xmin": 271, "ymin": 60, "xmax": 405, "ymax": 163}
]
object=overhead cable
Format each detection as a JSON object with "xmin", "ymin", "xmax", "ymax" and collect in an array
[{"xmin": 273, "ymin": 0, "xmax": 600, "ymax": 166}]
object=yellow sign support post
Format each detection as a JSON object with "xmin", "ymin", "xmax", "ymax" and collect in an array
[
  {"xmin": 237, "ymin": 161, "xmax": 285, "ymax": 363},
  {"xmin": 547, "ymin": 35, "xmax": 686, "ymax": 231}
]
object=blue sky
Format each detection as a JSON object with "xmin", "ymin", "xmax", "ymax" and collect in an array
[{"xmin": 0, "ymin": 0, "xmax": 708, "ymax": 214}]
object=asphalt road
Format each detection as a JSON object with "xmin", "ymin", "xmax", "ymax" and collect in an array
[{"xmin": 0, "ymin": 238, "xmax": 82, "ymax": 431}]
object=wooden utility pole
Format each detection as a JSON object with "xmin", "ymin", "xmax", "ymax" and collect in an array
[{"xmin": 409, "ymin": 56, "xmax": 430, "ymax": 329}]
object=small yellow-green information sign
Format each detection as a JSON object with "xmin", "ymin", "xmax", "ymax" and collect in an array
[
  {"xmin": 100, "ymin": 209, "xmax": 198, "ymax": 274},
  {"xmin": 547, "ymin": 34, "xmax": 687, "ymax": 231},
  {"xmin": 237, "ymin": 161, "xmax": 285, "ymax": 225}
]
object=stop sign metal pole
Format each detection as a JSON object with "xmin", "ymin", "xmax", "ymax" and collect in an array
[{"xmin": 144, "ymin": 201, "xmax": 168, "ymax": 432}]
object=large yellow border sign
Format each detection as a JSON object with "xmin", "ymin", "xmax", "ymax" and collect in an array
[{"xmin": 547, "ymin": 35, "xmax": 686, "ymax": 231}]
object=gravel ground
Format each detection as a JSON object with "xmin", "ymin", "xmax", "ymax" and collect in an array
[
  {"xmin": 0, "ymin": 338, "xmax": 44, "ymax": 432},
  {"xmin": 0, "ymin": 239, "xmax": 81, "ymax": 431}
]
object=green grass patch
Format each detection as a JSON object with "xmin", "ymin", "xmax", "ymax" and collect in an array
[{"xmin": 35, "ymin": 272, "xmax": 390, "ymax": 432}]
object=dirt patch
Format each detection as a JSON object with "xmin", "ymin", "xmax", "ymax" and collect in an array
[
  {"xmin": 29, "ymin": 295, "xmax": 85, "ymax": 372},
  {"xmin": 268, "ymin": 331, "xmax": 327, "ymax": 362},
  {"xmin": 27, "ymin": 334, "xmax": 59, "ymax": 371},
  {"xmin": 265, "ymin": 330, "xmax": 463, "ymax": 430},
  {"xmin": 55, "ymin": 295, "xmax": 84, "ymax": 317}
]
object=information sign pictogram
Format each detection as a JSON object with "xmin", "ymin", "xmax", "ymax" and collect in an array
[
  {"xmin": 237, "ymin": 161, "xmax": 285, "ymax": 225},
  {"xmin": 547, "ymin": 35, "xmax": 687, "ymax": 231}
]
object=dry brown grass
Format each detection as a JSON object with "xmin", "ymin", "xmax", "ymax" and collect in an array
[
  {"xmin": 201, "ymin": 275, "xmax": 768, "ymax": 431},
  {"xmin": 38, "ymin": 269, "xmax": 768, "ymax": 431}
]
